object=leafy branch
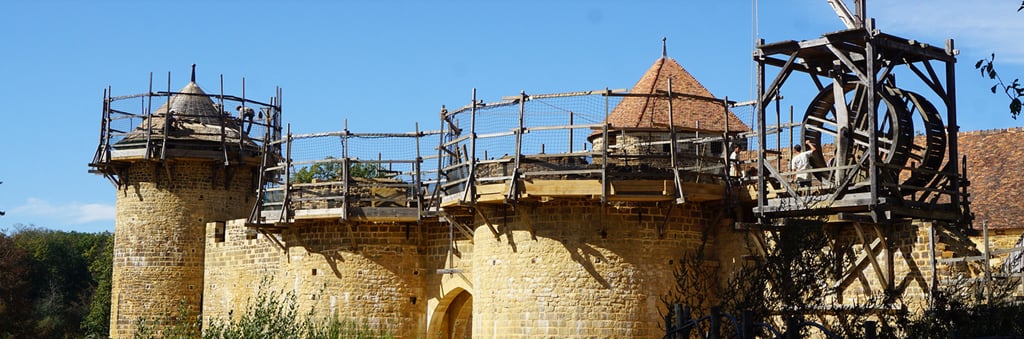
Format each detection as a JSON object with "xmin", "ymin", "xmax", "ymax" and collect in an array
[{"xmin": 976, "ymin": 54, "xmax": 1024, "ymax": 119}]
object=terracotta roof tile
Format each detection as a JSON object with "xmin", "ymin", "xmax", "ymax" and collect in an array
[
  {"xmin": 958, "ymin": 127, "xmax": 1024, "ymax": 229},
  {"xmin": 607, "ymin": 57, "xmax": 750, "ymax": 133}
]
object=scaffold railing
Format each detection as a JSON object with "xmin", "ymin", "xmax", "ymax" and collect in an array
[{"xmin": 250, "ymin": 123, "xmax": 442, "ymax": 226}]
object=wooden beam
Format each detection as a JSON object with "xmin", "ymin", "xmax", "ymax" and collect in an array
[
  {"xmin": 853, "ymin": 222, "xmax": 889, "ymax": 290},
  {"xmin": 611, "ymin": 180, "xmax": 669, "ymax": 195},
  {"xmin": 475, "ymin": 208, "xmax": 501, "ymax": 240},
  {"xmin": 475, "ymin": 182, "xmax": 511, "ymax": 204},
  {"xmin": 524, "ymin": 179, "xmax": 601, "ymax": 197}
]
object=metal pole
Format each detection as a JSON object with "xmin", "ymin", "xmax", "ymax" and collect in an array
[
  {"xmin": 284, "ymin": 124, "xmax": 292, "ymax": 222},
  {"xmin": 437, "ymin": 106, "xmax": 446, "ymax": 209},
  {"xmin": 786, "ymin": 105, "xmax": 792, "ymax": 174},
  {"xmin": 756, "ymin": 39, "xmax": 768, "ymax": 217},
  {"xmin": 220, "ymin": 74, "xmax": 229, "ymax": 165},
  {"xmin": 145, "ymin": 74, "xmax": 153, "ymax": 160},
  {"xmin": 415, "ymin": 122, "xmax": 423, "ymax": 221},
  {"xmin": 239, "ymin": 77, "xmax": 246, "ymax": 162},
  {"xmin": 602, "ymin": 88, "xmax": 609, "ymax": 204},
  {"xmin": 515, "ymin": 91, "xmax": 525, "ymax": 175},
  {"xmin": 342, "ymin": 120, "xmax": 350, "ymax": 221},
  {"xmin": 469, "ymin": 89, "xmax": 478, "ymax": 205},
  {"xmin": 568, "ymin": 111, "xmax": 574, "ymax": 153},
  {"xmin": 161, "ymin": 72, "xmax": 170, "ymax": 161}
]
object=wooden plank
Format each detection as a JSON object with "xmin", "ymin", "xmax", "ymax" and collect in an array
[
  {"xmin": 524, "ymin": 179, "xmax": 601, "ymax": 197},
  {"xmin": 683, "ymin": 193, "xmax": 724, "ymax": 202},
  {"xmin": 476, "ymin": 182, "xmax": 510, "ymax": 204},
  {"xmin": 293, "ymin": 207, "xmax": 344, "ymax": 219},
  {"xmin": 440, "ymin": 194, "xmax": 467, "ymax": 207},
  {"xmin": 680, "ymin": 182, "xmax": 725, "ymax": 196},
  {"xmin": 611, "ymin": 180, "xmax": 669, "ymax": 195},
  {"xmin": 476, "ymin": 182, "xmax": 510, "ymax": 196},
  {"xmin": 607, "ymin": 195, "xmax": 674, "ymax": 202},
  {"xmin": 347, "ymin": 207, "xmax": 420, "ymax": 222}
]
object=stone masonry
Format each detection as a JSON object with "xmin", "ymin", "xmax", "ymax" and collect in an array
[{"xmin": 110, "ymin": 160, "xmax": 254, "ymax": 338}]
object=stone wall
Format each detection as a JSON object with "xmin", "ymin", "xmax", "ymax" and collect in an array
[
  {"xmin": 470, "ymin": 199, "xmax": 716, "ymax": 338},
  {"xmin": 203, "ymin": 218, "xmax": 436, "ymax": 338},
  {"xmin": 111, "ymin": 160, "xmax": 255, "ymax": 338},
  {"xmin": 197, "ymin": 196, "xmax": 1016, "ymax": 338}
]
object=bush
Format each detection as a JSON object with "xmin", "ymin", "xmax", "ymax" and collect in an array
[{"xmin": 135, "ymin": 282, "xmax": 393, "ymax": 339}]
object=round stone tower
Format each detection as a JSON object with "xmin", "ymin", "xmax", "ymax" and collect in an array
[{"xmin": 90, "ymin": 69, "xmax": 273, "ymax": 338}]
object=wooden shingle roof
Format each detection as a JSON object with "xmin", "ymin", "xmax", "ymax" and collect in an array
[
  {"xmin": 607, "ymin": 57, "xmax": 750, "ymax": 133},
  {"xmin": 119, "ymin": 81, "xmax": 247, "ymax": 145}
]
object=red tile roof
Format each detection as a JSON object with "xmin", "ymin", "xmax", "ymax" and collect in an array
[
  {"xmin": 606, "ymin": 57, "xmax": 750, "ymax": 133},
  {"xmin": 959, "ymin": 127, "xmax": 1024, "ymax": 229}
]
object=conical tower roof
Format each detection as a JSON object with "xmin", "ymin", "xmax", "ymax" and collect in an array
[
  {"xmin": 119, "ymin": 81, "xmax": 246, "ymax": 144},
  {"xmin": 606, "ymin": 57, "xmax": 749, "ymax": 133},
  {"xmin": 151, "ymin": 81, "xmax": 223, "ymax": 125}
]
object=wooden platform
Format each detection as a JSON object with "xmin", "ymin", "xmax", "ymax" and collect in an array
[
  {"xmin": 258, "ymin": 206, "xmax": 420, "ymax": 224},
  {"xmin": 753, "ymin": 192, "xmax": 962, "ymax": 222},
  {"xmin": 442, "ymin": 178, "xmax": 726, "ymax": 207}
]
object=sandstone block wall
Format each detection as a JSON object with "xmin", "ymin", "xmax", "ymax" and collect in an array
[
  {"xmin": 470, "ymin": 199, "xmax": 715, "ymax": 338},
  {"xmin": 204, "ymin": 218, "xmax": 434, "ymax": 338},
  {"xmin": 111, "ymin": 160, "xmax": 254, "ymax": 338}
]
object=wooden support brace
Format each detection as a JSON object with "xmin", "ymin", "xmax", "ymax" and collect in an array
[
  {"xmin": 475, "ymin": 208, "xmax": 501, "ymax": 241},
  {"xmin": 343, "ymin": 221, "xmax": 358, "ymax": 250},
  {"xmin": 872, "ymin": 223, "xmax": 895, "ymax": 291},
  {"xmin": 259, "ymin": 229, "xmax": 287, "ymax": 252},
  {"xmin": 853, "ymin": 222, "xmax": 889, "ymax": 290},
  {"xmin": 748, "ymin": 231, "xmax": 769, "ymax": 259},
  {"xmin": 658, "ymin": 203, "xmax": 674, "ymax": 238},
  {"xmin": 517, "ymin": 206, "xmax": 536, "ymax": 240}
]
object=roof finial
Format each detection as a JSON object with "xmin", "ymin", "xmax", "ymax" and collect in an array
[
  {"xmin": 662, "ymin": 37, "xmax": 667, "ymax": 58},
  {"xmin": 190, "ymin": 64, "xmax": 196, "ymax": 83}
]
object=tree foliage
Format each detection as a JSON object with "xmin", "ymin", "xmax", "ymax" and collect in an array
[
  {"xmin": 975, "ymin": 54, "xmax": 1024, "ymax": 119},
  {"xmin": 976, "ymin": 3, "xmax": 1024, "ymax": 119},
  {"xmin": 136, "ymin": 280, "xmax": 393, "ymax": 339},
  {"xmin": 665, "ymin": 218, "xmax": 1024, "ymax": 337},
  {"xmin": 293, "ymin": 157, "xmax": 387, "ymax": 183},
  {"xmin": 0, "ymin": 226, "xmax": 113, "ymax": 339}
]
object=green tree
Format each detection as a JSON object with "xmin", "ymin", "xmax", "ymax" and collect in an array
[
  {"xmin": 81, "ymin": 233, "xmax": 113, "ymax": 338},
  {"xmin": 0, "ymin": 230, "xmax": 35, "ymax": 338},
  {"xmin": 0, "ymin": 226, "xmax": 113, "ymax": 339},
  {"xmin": 293, "ymin": 157, "xmax": 345, "ymax": 183},
  {"xmin": 293, "ymin": 157, "xmax": 385, "ymax": 183}
]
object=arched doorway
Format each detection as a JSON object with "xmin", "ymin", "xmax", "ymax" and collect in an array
[{"xmin": 430, "ymin": 289, "xmax": 472, "ymax": 339}]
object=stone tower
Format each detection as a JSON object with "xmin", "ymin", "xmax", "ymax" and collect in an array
[{"xmin": 90, "ymin": 69, "xmax": 273, "ymax": 338}]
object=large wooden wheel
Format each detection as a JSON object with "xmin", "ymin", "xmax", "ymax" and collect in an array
[
  {"xmin": 891, "ymin": 88, "xmax": 947, "ymax": 195},
  {"xmin": 801, "ymin": 83, "xmax": 914, "ymax": 191}
]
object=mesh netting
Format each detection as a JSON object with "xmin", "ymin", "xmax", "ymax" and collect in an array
[
  {"xmin": 441, "ymin": 91, "xmax": 618, "ymax": 178},
  {"xmin": 100, "ymin": 91, "xmax": 279, "ymax": 154}
]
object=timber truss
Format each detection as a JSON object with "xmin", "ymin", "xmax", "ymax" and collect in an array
[{"xmin": 753, "ymin": 20, "xmax": 970, "ymax": 225}]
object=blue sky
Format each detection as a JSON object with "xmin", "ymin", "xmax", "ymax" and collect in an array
[{"xmin": 2, "ymin": 1, "xmax": 1022, "ymax": 233}]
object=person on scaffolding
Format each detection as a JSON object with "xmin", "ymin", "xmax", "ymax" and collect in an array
[{"xmin": 790, "ymin": 139, "xmax": 817, "ymax": 188}]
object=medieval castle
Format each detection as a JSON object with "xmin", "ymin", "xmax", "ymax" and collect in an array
[{"xmin": 88, "ymin": 7, "xmax": 1024, "ymax": 339}]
